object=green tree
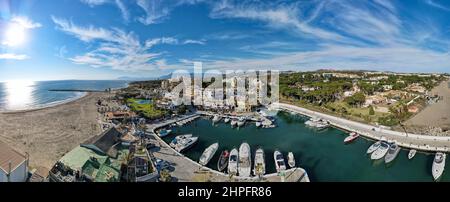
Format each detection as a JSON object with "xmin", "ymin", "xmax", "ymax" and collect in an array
[{"xmin": 369, "ymin": 105, "xmax": 375, "ymax": 115}]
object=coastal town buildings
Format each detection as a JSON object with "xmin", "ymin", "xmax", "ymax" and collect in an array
[{"xmin": 0, "ymin": 140, "xmax": 29, "ymax": 182}]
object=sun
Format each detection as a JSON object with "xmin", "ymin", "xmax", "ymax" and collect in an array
[{"xmin": 3, "ymin": 23, "xmax": 27, "ymax": 47}]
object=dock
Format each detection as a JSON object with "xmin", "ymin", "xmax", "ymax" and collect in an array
[
  {"xmin": 275, "ymin": 102, "xmax": 450, "ymax": 152},
  {"xmin": 145, "ymin": 115, "xmax": 309, "ymax": 182}
]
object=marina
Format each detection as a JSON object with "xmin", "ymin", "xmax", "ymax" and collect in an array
[{"xmin": 155, "ymin": 111, "xmax": 450, "ymax": 181}]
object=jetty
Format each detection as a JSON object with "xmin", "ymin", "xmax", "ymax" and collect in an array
[
  {"xmin": 145, "ymin": 129, "xmax": 309, "ymax": 182},
  {"xmin": 274, "ymin": 102, "xmax": 450, "ymax": 152}
]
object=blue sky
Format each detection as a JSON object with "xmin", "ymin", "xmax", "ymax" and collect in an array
[{"xmin": 2, "ymin": 0, "xmax": 450, "ymax": 81}]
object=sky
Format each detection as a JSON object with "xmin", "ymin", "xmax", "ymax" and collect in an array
[{"xmin": 2, "ymin": 0, "xmax": 450, "ymax": 81}]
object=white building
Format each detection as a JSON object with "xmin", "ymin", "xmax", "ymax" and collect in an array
[{"xmin": 0, "ymin": 141, "xmax": 29, "ymax": 182}]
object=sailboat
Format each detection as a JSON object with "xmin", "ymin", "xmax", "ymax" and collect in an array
[{"xmin": 217, "ymin": 150, "xmax": 230, "ymax": 172}]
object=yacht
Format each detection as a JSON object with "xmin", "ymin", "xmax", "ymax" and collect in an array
[
  {"xmin": 370, "ymin": 141, "xmax": 390, "ymax": 160},
  {"xmin": 274, "ymin": 150, "xmax": 286, "ymax": 173},
  {"xmin": 384, "ymin": 143, "xmax": 401, "ymax": 164},
  {"xmin": 217, "ymin": 150, "xmax": 230, "ymax": 172},
  {"xmin": 432, "ymin": 152, "xmax": 446, "ymax": 181},
  {"xmin": 344, "ymin": 132, "xmax": 360, "ymax": 144},
  {"xmin": 253, "ymin": 147, "xmax": 266, "ymax": 176},
  {"xmin": 212, "ymin": 115, "xmax": 221, "ymax": 123},
  {"xmin": 224, "ymin": 118, "xmax": 230, "ymax": 123},
  {"xmin": 238, "ymin": 142, "xmax": 252, "ymax": 177},
  {"xmin": 237, "ymin": 118, "xmax": 246, "ymax": 127},
  {"xmin": 231, "ymin": 120, "xmax": 238, "ymax": 127},
  {"xmin": 408, "ymin": 149, "xmax": 417, "ymax": 160},
  {"xmin": 170, "ymin": 135, "xmax": 198, "ymax": 152},
  {"xmin": 367, "ymin": 141, "xmax": 382, "ymax": 154},
  {"xmin": 255, "ymin": 122, "xmax": 262, "ymax": 127},
  {"xmin": 157, "ymin": 129, "xmax": 172, "ymax": 138},
  {"xmin": 199, "ymin": 143, "xmax": 219, "ymax": 166},
  {"xmin": 228, "ymin": 148, "xmax": 239, "ymax": 175},
  {"xmin": 288, "ymin": 152, "xmax": 296, "ymax": 168}
]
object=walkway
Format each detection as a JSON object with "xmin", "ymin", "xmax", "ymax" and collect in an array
[{"xmin": 275, "ymin": 103, "xmax": 450, "ymax": 152}]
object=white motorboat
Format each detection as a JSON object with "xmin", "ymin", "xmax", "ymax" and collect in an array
[
  {"xmin": 274, "ymin": 150, "xmax": 286, "ymax": 173},
  {"xmin": 255, "ymin": 122, "xmax": 262, "ymax": 127},
  {"xmin": 231, "ymin": 120, "xmax": 238, "ymax": 127},
  {"xmin": 305, "ymin": 117, "xmax": 329, "ymax": 129},
  {"xmin": 344, "ymin": 132, "xmax": 360, "ymax": 144},
  {"xmin": 367, "ymin": 141, "xmax": 382, "ymax": 154},
  {"xmin": 371, "ymin": 141, "xmax": 390, "ymax": 160},
  {"xmin": 224, "ymin": 118, "xmax": 230, "ymax": 123},
  {"xmin": 169, "ymin": 134, "xmax": 192, "ymax": 147},
  {"xmin": 384, "ymin": 143, "xmax": 401, "ymax": 163},
  {"xmin": 408, "ymin": 150, "xmax": 417, "ymax": 160},
  {"xmin": 253, "ymin": 147, "xmax": 266, "ymax": 176},
  {"xmin": 237, "ymin": 118, "xmax": 246, "ymax": 127},
  {"xmin": 432, "ymin": 152, "xmax": 446, "ymax": 181},
  {"xmin": 212, "ymin": 115, "xmax": 221, "ymax": 123},
  {"xmin": 238, "ymin": 142, "xmax": 251, "ymax": 177},
  {"xmin": 170, "ymin": 135, "xmax": 198, "ymax": 152},
  {"xmin": 157, "ymin": 129, "xmax": 172, "ymax": 137},
  {"xmin": 199, "ymin": 143, "xmax": 219, "ymax": 166},
  {"xmin": 228, "ymin": 148, "xmax": 239, "ymax": 175},
  {"xmin": 288, "ymin": 152, "xmax": 296, "ymax": 168}
]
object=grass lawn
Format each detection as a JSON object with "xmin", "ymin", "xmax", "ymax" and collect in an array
[{"xmin": 127, "ymin": 98, "xmax": 166, "ymax": 119}]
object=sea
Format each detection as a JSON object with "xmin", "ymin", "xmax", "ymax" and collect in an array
[
  {"xmin": 163, "ymin": 111, "xmax": 449, "ymax": 182},
  {"xmin": 0, "ymin": 80, "xmax": 128, "ymax": 111}
]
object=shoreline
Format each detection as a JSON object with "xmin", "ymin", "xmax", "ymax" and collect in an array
[{"xmin": 0, "ymin": 92, "xmax": 90, "ymax": 114}]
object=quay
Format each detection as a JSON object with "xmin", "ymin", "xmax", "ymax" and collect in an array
[
  {"xmin": 48, "ymin": 89, "xmax": 105, "ymax": 92},
  {"xmin": 274, "ymin": 102, "xmax": 450, "ymax": 152},
  {"xmin": 145, "ymin": 114, "xmax": 309, "ymax": 182}
]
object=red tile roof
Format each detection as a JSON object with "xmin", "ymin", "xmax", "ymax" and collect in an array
[{"xmin": 0, "ymin": 141, "xmax": 27, "ymax": 174}]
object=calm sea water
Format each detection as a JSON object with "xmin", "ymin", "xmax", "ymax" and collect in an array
[
  {"xmin": 0, "ymin": 80, "xmax": 128, "ymax": 111},
  {"xmin": 164, "ymin": 111, "xmax": 449, "ymax": 182}
]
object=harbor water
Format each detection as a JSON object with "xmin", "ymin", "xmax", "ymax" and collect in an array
[{"xmin": 163, "ymin": 111, "xmax": 449, "ymax": 182}]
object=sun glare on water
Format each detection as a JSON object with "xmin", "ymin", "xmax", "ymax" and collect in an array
[{"xmin": 4, "ymin": 80, "xmax": 35, "ymax": 110}]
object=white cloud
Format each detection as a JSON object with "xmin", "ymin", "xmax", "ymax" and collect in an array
[
  {"xmin": 80, "ymin": 0, "xmax": 109, "ymax": 7},
  {"xmin": 145, "ymin": 37, "xmax": 179, "ymax": 48},
  {"xmin": 52, "ymin": 16, "xmax": 168, "ymax": 71},
  {"xmin": 425, "ymin": 0, "xmax": 450, "ymax": 11},
  {"xmin": 183, "ymin": 39, "xmax": 206, "ymax": 45},
  {"xmin": 115, "ymin": 0, "xmax": 130, "ymax": 21},
  {"xmin": 136, "ymin": 0, "xmax": 171, "ymax": 25},
  {"xmin": 10, "ymin": 16, "xmax": 42, "ymax": 29},
  {"xmin": 0, "ymin": 53, "xmax": 28, "ymax": 60}
]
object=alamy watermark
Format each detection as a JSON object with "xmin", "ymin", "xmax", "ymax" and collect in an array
[{"xmin": 168, "ymin": 62, "xmax": 279, "ymax": 110}]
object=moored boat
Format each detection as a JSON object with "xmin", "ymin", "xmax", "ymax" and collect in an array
[
  {"xmin": 237, "ymin": 118, "xmax": 246, "ymax": 127},
  {"xmin": 408, "ymin": 149, "xmax": 417, "ymax": 160},
  {"xmin": 253, "ymin": 147, "xmax": 266, "ymax": 176},
  {"xmin": 238, "ymin": 142, "xmax": 251, "ymax": 177},
  {"xmin": 384, "ymin": 143, "xmax": 401, "ymax": 164},
  {"xmin": 217, "ymin": 150, "xmax": 230, "ymax": 172},
  {"xmin": 157, "ymin": 129, "xmax": 172, "ymax": 137},
  {"xmin": 274, "ymin": 150, "xmax": 286, "ymax": 173},
  {"xmin": 212, "ymin": 115, "xmax": 221, "ymax": 123},
  {"xmin": 256, "ymin": 122, "xmax": 262, "ymax": 127},
  {"xmin": 231, "ymin": 120, "xmax": 238, "ymax": 127},
  {"xmin": 228, "ymin": 148, "xmax": 239, "ymax": 175},
  {"xmin": 224, "ymin": 118, "xmax": 230, "ymax": 123},
  {"xmin": 199, "ymin": 143, "xmax": 219, "ymax": 166},
  {"xmin": 288, "ymin": 152, "xmax": 295, "ymax": 168},
  {"xmin": 170, "ymin": 134, "xmax": 198, "ymax": 152},
  {"xmin": 370, "ymin": 141, "xmax": 390, "ymax": 160},
  {"xmin": 432, "ymin": 152, "xmax": 446, "ymax": 181},
  {"xmin": 344, "ymin": 132, "xmax": 360, "ymax": 144},
  {"xmin": 367, "ymin": 141, "xmax": 382, "ymax": 154}
]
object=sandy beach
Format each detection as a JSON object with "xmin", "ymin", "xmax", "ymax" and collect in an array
[
  {"xmin": 404, "ymin": 79, "xmax": 450, "ymax": 135},
  {"xmin": 0, "ymin": 92, "xmax": 109, "ymax": 169}
]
